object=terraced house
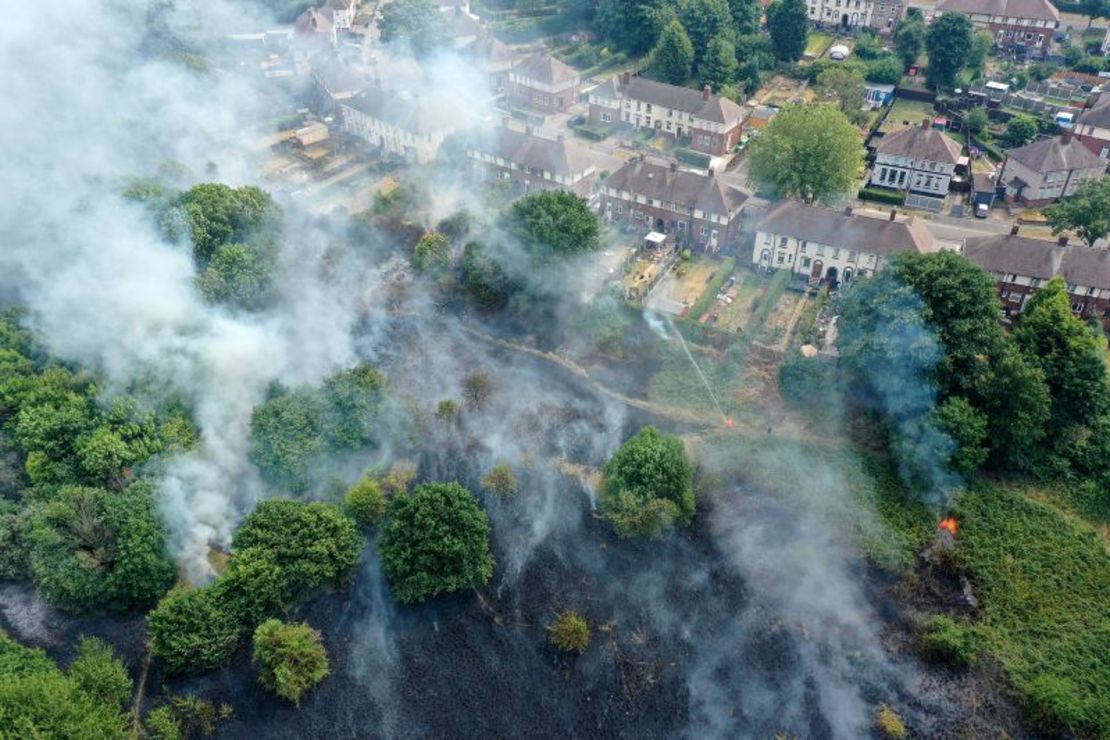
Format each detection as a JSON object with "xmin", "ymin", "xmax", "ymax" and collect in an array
[
  {"xmin": 933, "ymin": 0, "xmax": 1059, "ymax": 53},
  {"xmin": 339, "ymin": 88, "xmax": 455, "ymax": 163},
  {"xmin": 753, "ymin": 201, "xmax": 937, "ymax": 287},
  {"xmin": 588, "ymin": 73, "xmax": 744, "ymax": 156},
  {"xmin": 807, "ymin": 0, "xmax": 906, "ymax": 32},
  {"xmin": 507, "ymin": 52, "xmax": 580, "ymax": 113},
  {"xmin": 466, "ymin": 125, "xmax": 597, "ymax": 197},
  {"xmin": 600, "ymin": 158, "xmax": 749, "ymax": 252},
  {"xmin": 964, "ymin": 232, "xmax": 1110, "ymax": 330},
  {"xmin": 998, "ymin": 133, "xmax": 1107, "ymax": 205}
]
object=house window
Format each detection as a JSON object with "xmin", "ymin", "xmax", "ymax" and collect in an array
[
  {"xmin": 799, "ymin": 240, "xmax": 808, "ymax": 254},
  {"xmin": 601, "ymin": 112, "xmax": 612, "ymax": 123},
  {"xmin": 1088, "ymin": 287, "xmax": 1097, "ymax": 296},
  {"xmin": 802, "ymin": 257, "xmax": 811, "ymax": 268},
  {"xmin": 848, "ymin": 250, "xmax": 856, "ymax": 261},
  {"xmin": 816, "ymin": 245, "xmax": 826, "ymax": 256},
  {"xmin": 700, "ymin": 226, "xmax": 709, "ymax": 236},
  {"xmin": 1031, "ymin": 278, "xmax": 1042, "ymax": 288},
  {"xmin": 832, "ymin": 248, "xmax": 840, "ymax": 259},
  {"xmin": 776, "ymin": 253, "xmax": 785, "ymax": 264},
  {"xmin": 1073, "ymin": 302, "xmax": 1086, "ymax": 312},
  {"xmin": 779, "ymin": 236, "xmax": 788, "ymax": 247},
  {"xmin": 1067, "ymin": 283, "xmax": 1077, "ymax": 292},
  {"xmin": 615, "ymin": 204, "xmax": 623, "ymax": 214}
]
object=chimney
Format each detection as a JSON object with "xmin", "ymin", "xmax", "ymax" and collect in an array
[
  {"xmin": 1010, "ymin": 224, "xmax": 1020, "ymax": 235},
  {"xmin": 1058, "ymin": 235, "xmax": 1069, "ymax": 246},
  {"xmin": 922, "ymin": 117, "xmax": 930, "ymax": 129},
  {"xmin": 844, "ymin": 205, "xmax": 853, "ymax": 216},
  {"xmin": 703, "ymin": 84, "xmax": 711, "ymax": 101},
  {"xmin": 621, "ymin": 71, "xmax": 631, "ymax": 86},
  {"xmin": 889, "ymin": 208, "xmax": 897, "ymax": 221}
]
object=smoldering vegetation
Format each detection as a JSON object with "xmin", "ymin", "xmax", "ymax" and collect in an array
[{"xmin": 0, "ymin": 0, "xmax": 1033, "ymax": 738}]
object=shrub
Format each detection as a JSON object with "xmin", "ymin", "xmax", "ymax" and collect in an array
[
  {"xmin": 380, "ymin": 482, "xmax": 495, "ymax": 603},
  {"xmin": 778, "ymin": 352, "xmax": 837, "ymax": 407},
  {"xmin": 68, "ymin": 637, "xmax": 132, "ymax": 710},
  {"xmin": 601, "ymin": 426, "xmax": 694, "ymax": 538},
  {"xmin": 857, "ymin": 187, "xmax": 906, "ymax": 205},
  {"xmin": 344, "ymin": 476, "xmax": 386, "ymax": 527},
  {"xmin": 675, "ymin": 148, "xmax": 712, "ymax": 168},
  {"xmin": 412, "ymin": 232, "xmax": 450, "ymax": 272},
  {"xmin": 1024, "ymin": 673, "xmax": 1087, "ymax": 736},
  {"xmin": 548, "ymin": 611, "xmax": 591, "ymax": 654},
  {"xmin": 148, "ymin": 586, "xmax": 242, "ymax": 675},
  {"xmin": 875, "ymin": 704, "xmax": 908, "ymax": 738},
  {"xmin": 921, "ymin": 615, "xmax": 978, "ymax": 666},
  {"xmin": 252, "ymin": 619, "xmax": 329, "ymax": 706},
  {"xmin": 144, "ymin": 706, "xmax": 182, "ymax": 740},
  {"xmin": 482, "ymin": 461, "xmax": 519, "ymax": 498}
]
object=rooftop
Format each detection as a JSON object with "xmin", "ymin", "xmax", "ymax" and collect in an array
[
  {"xmin": 875, "ymin": 123, "xmax": 963, "ymax": 164},
  {"xmin": 964, "ymin": 234, "xmax": 1110, "ymax": 289},
  {"xmin": 1005, "ymin": 135, "xmax": 1106, "ymax": 173},
  {"xmin": 1077, "ymin": 91, "xmax": 1110, "ymax": 130},
  {"xmin": 512, "ymin": 52, "xmax": 579, "ymax": 87},
  {"xmin": 343, "ymin": 89, "xmax": 456, "ymax": 135},
  {"xmin": 756, "ymin": 201, "xmax": 937, "ymax": 255},
  {"xmin": 594, "ymin": 75, "xmax": 744, "ymax": 126},
  {"xmin": 604, "ymin": 159, "xmax": 749, "ymax": 216},
  {"xmin": 468, "ymin": 128, "xmax": 595, "ymax": 177},
  {"xmin": 935, "ymin": 0, "xmax": 1059, "ymax": 21}
]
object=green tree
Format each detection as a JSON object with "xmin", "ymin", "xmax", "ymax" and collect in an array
[
  {"xmin": 506, "ymin": 191, "xmax": 601, "ymax": 257},
  {"xmin": 148, "ymin": 586, "xmax": 242, "ymax": 675},
  {"xmin": 231, "ymin": 500, "xmax": 361, "ymax": 602},
  {"xmin": 965, "ymin": 107, "xmax": 988, "ymax": 135},
  {"xmin": 980, "ymin": 345, "xmax": 1051, "ymax": 470},
  {"xmin": 68, "ymin": 637, "xmax": 132, "ymax": 710},
  {"xmin": 967, "ymin": 31, "xmax": 993, "ymax": 74},
  {"xmin": 1001, "ymin": 114, "xmax": 1038, "ymax": 147},
  {"xmin": 766, "ymin": 0, "xmax": 808, "ymax": 62},
  {"xmin": 1014, "ymin": 278, "xmax": 1110, "ymax": 434},
  {"xmin": 412, "ymin": 232, "xmax": 451, "ymax": 272},
  {"xmin": 252, "ymin": 619, "xmax": 329, "ymax": 706},
  {"xmin": 894, "ymin": 14, "xmax": 924, "ymax": 68},
  {"xmin": 698, "ymin": 35, "xmax": 739, "ymax": 91},
  {"xmin": 196, "ymin": 243, "xmax": 275, "ymax": 309},
  {"xmin": 380, "ymin": 482, "xmax": 495, "ymax": 603},
  {"xmin": 482, "ymin": 461, "xmax": 519, "ymax": 497},
  {"xmin": 548, "ymin": 611, "xmax": 591, "ymax": 653},
  {"xmin": 934, "ymin": 396, "xmax": 989, "ymax": 476},
  {"xmin": 816, "ymin": 67, "xmax": 867, "ymax": 125},
  {"xmin": 749, "ymin": 104, "xmax": 863, "ymax": 203},
  {"xmin": 377, "ymin": 0, "xmax": 451, "ymax": 57},
  {"xmin": 865, "ymin": 55, "xmax": 905, "ymax": 85},
  {"xmin": 1044, "ymin": 177, "xmax": 1110, "ymax": 247},
  {"xmin": 24, "ymin": 484, "xmax": 175, "ymax": 613},
  {"xmin": 678, "ymin": 0, "xmax": 733, "ymax": 62},
  {"xmin": 602, "ymin": 426, "xmax": 694, "ymax": 538},
  {"xmin": 344, "ymin": 475, "xmax": 386, "ymax": 527},
  {"xmin": 1078, "ymin": 0, "xmax": 1109, "ymax": 27},
  {"xmin": 168, "ymin": 183, "xmax": 281, "ymax": 268},
  {"xmin": 249, "ymin": 389, "xmax": 327, "ymax": 492},
  {"xmin": 461, "ymin": 242, "xmax": 513, "ymax": 311},
  {"xmin": 925, "ymin": 13, "xmax": 972, "ymax": 88},
  {"xmin": 650, "ymin": 20, "xmax": 695, "ymax": 84},
  {"xmin": 727, "ymin": 0, "xmax": 762, "ymax": 34},
  {"xmin": 595, "ymin": 0, "xmax": 668, "ymax": 53}
]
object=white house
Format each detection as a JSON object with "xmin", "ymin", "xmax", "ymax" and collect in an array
[
  {"xmin": 753, "ymin": 201, "xmax": 937, "ymax": 287},
  {"xmin": 807, "ymin": 0, "xmax": 905, "ymax": 32},
  {"xmin": 340, "ymin": 89, "xmax": 455, "ymax": 163},
  {"xmin": 870, "ymin": 120, "xmax": 963, "ymax": 196}
]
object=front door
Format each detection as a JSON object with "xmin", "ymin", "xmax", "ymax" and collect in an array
[{"xmin": 810, "ymin": 259, "xmax": 824, "ymax": 280}]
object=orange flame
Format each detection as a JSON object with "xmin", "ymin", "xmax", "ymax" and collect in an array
[{"xmin": 938, "ymin": 517, "xmax": 958, "ymax": 535}]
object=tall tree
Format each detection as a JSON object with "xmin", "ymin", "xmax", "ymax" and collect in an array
[
  {"xmin": 925, "ymin": 13, "xmax": 972, "ymax": 88},
  {"xmin": 1014, "ymin": 278, "xmax": 1110, "ymax": 434},
  {"xmin": 766, "ymin": 0, "xmax": 808, "ymax": 62},
  {"xmin": 1044, "ymin": 178, "xmax": 1110, "ymax": 247},
  {"xmin": 506, "ymin": 190, "xmax": 601, "ymax": 257},
  {"xmin": 1078, "ymin": 0, "xmax": 1109, "ymax": 27},
  {"xmin": 894, "ymin": 14, "xmax": 925, "ymax": 68},
  {"xmin": 377, "ymin": 0, "xmax": 451, "ymax": 57},
  {"xmin": 967, "ymin": 31, "xmax": 994, "ymax": 74},
  {"xmin": 678, "ymin": 0, "xmax": 734, "ymax": 62},
  {"xmin": 595, "ymin": 0, "xmax": 668, "ymax": 54},
  {"xmin": 699, "ymin": 35, "xmax": 739, "ymax": 90},
  {"xmin": 727, "ymin": 0, "xmax": 762, "ymax": 34},
  {"xmin": 748, "ymin": 104, "xmax": 863, "ymax": 203},
  {"xmin": 650, "ymin": 20, "xmax": 696, "ymax": 84},
  {"xmin": 816, "ymin": 66, "xmax": 867, "ymax": 125},
  {"xmin": 1002, "ymin": 113, "xmax": 1038, "ymax": 147}
]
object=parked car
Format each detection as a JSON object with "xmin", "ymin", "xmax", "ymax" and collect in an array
[{"xmin": 975, "ymin": 203, "xmax": 989, "ymax": 219}]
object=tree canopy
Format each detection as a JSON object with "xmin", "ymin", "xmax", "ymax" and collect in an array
[
  {"xmin": 252, "ymin": 619, "xmax": 330, "ymax": 706},
  {"xmin": 816, "ymin": 67, "xmax": 868, "ymax": 125},
  {"xmin": 677, "ymin": 0, "xmax": 733, "ymax": 63},
  {"xmin": 506, "ymin": 191, "xmax": 601, "ymax": 258},
  {"xmin": 377, "ymin": 0, "xmax": 451, "ymax": 57},
  {"xmin": 602, "ymin": 426, "xmax": 694, "ymax": 538},
  {"xmin": 925, "ymin": 13, "xmax": 972, "ymax": 88},
  {"xmin": 650, "ymin": 20, "xmax": 695, "ymax": 84},
  {"xmin": 698, "ymin": 35, "xmax": 739, "ymax": 90},
  {"xmin": 380, "ymin": 481, "xmax": 494, "ymax": 603},
  {"xmin": 1002, "ymin": 114, "xmax": 1038, "ymax": 148},
  {"xmin": 727, "ymin": 0, "xmax": 762, "ymax": 34},
  {"xmin": 1044, "ymin": 178, "xmax": 1110, "ymax": 247},
  {"xmin": 766, "ymin": 0, "xmax": 808, "ymax": 62},
  {"xmin": 748, "ymin": 104, "xmax": 863, "ymax": 203},
  {"xmin": 595, "ymin": 0, "xmax": 668, "ymax": 54}
]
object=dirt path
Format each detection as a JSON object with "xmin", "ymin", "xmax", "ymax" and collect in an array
[{"xmin": 130, "ymin": 644, "xmax": 153, "ymax": 738}]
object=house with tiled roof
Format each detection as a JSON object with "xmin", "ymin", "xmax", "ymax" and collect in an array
[
  {"xmin": 507, "ymin": 52, "xmax": 580, "ymax": 113},
  {"xmin": 600, "ymin": 157, "xmax": 750, "ymax": 252},
  {"xmin": 753, "ymin": 201, "xmax": 937, "ymax": 287},
  {"xmin": 339, "ymin": 87, "xmax": 456, "ymax": 163},
  {"xmin": 1074, "ymin": 91, "xmax": 1110, "ymax": 160},
  {"xmin": 869, "ymin": 120, "xmax": 963, "ymax": 196},
  {"xmin": 467, "ymin": 125, "xmax": 598, "ymax": 197},
  {"xmin": 588, "ymin": 73, "xmax": 745, "ymax": 156},
  {"xmin": 999, "ymin": 132, "xmax": 1107, "ymax": 205},
  {"xmin": 933, "ymin": 0, "xmax": 1059, "ymax": 53},
  {"xmin": 294, "ymin": 0, "xmax": 361, "ymax": 48},
  {"xmin": 808, "ymin": 0, "xmax": 906, "ymax": 33},
  {"xmin": 963, "ymin": 231, "xmax": 1110, "ymax": 330},
  {"xmin": 468, "ymin": 35, "xmax": 518, "ymax": 92}
]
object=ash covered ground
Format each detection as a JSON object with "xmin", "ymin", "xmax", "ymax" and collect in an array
[{"xmin": 0, "ymin": 317, "xmax": 1029, "ymax": 739}]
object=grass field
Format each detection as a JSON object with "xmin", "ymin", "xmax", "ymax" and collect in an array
[
  {"xmin": 805, "ymin": 32, "xmax": 835, "ymax": 58},
  {"xmin": 879, "ymin": 98, "xmax": 936, "ymax": 134}
]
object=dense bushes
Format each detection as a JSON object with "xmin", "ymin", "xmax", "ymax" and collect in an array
[
  {"xmin": 548, "ymin": 611, "xmax": 591, "ymax": 654},
  {"xmin": 252, "ymin": 619, "xmax": 329, "ymax": 705},
  {"xmin": 921, "ymin": 615, "xmax": 978, "ymax": 666},
  {"xmin": 601, "ymin": 426, "xmax": 694, "ymax": 538},
  {"xmin": 857, "ymin": 187, "xmax": 906, "ymax": 205},
  {"xmin": 380, "ymin": 482, "xmax": 494, "ymax": 603},
  {"xmin": 149, "ymin": 499, "xmax": 360, "ymax": 675}
]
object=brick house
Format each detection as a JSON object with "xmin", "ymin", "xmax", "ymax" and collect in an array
[
  {"xmin": 870, "ymin": 120, "xmax": 963, "ymax": 196},
  {"xmin": 963, "ymin": 231, "xmax": 1110, "ymax": 331},
  {"xmin": 752, "ymin": 201, "xmax": 937, "ymax": 287},
  {"xmin": 469, "ymin": 36, "xmax": 518, "ymax": 93},
  {"xmin": 600, "ymin": 157, "xmax": 749, "ymax": 252},
  {"xmin": 933, "ymin": 0, "xmax": 1059, "ymax": 53},
  {"xmin": 507, "ymin": 52, "xmax": 580, "ymax": 114},
  {"xmin": 467, "ymin": 125, "xmax": 597, "ymax": 197},
  {"xmin": 587, "ymin": 73, "xmax": 744, "ymax": 157},
  {"xmin": 339, "ymin": 88, "xmax": 454, "ymax": 163},
  {"xmin": 999, "ymin": 133, "xmax": 1107, "ymax": 205},
  {"xmin": 1074, "ymin": 91, "xmax": 1110, "ymax": 160},
  {"xmin": 808, "ymin": 0, "xmax": 906, "ymax": 33}
]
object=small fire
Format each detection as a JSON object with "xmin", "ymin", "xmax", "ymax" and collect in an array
[
  {"xmin": 938, "ymin": 517, "xmax": 958, "ymax": 535},
  {"xmin": 724, "ymin": 417, "xmax": 735, "ymax": 429}
]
